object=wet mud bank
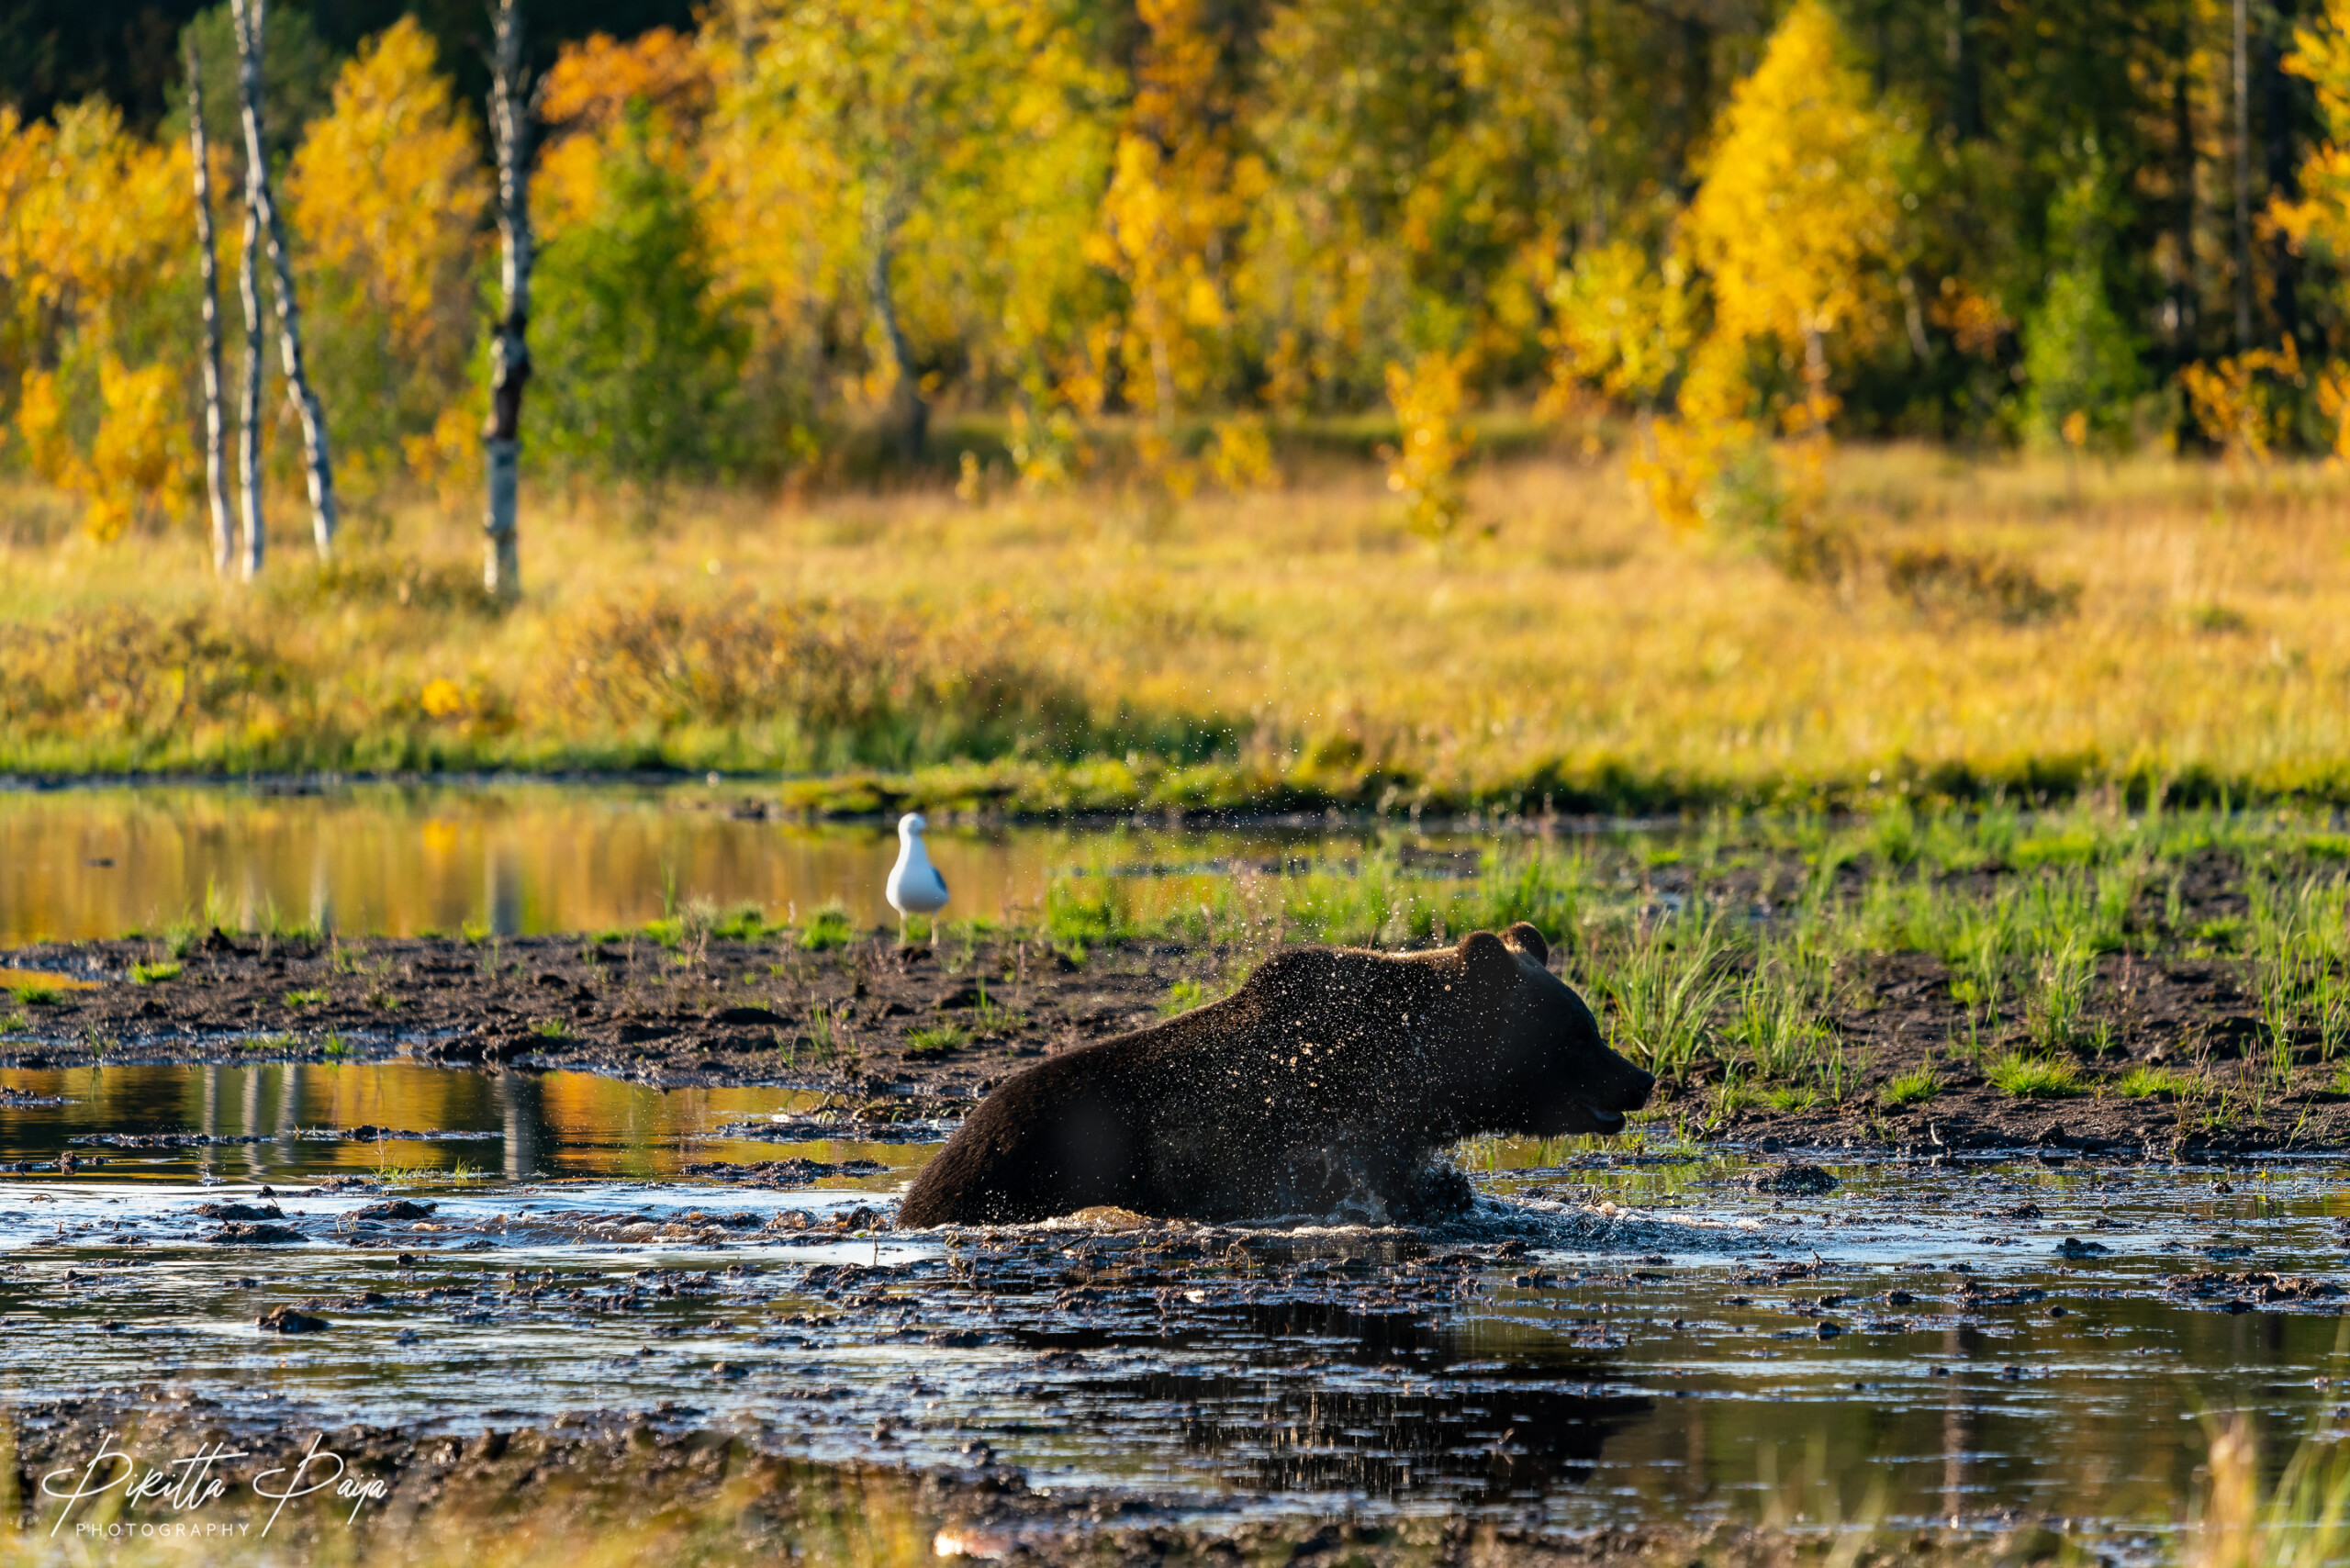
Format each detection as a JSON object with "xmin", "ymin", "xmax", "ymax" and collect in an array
[
  {"xmin": 4, "ymin": 926, "xmax": 2346, "ymax": 1156},
  {"xmin": 6, "ymin": 1152, "xmax": 2349, "ymax": 1557},
  {"xmin": 5, "ymin": 1395, "xmax": 2042, "ymax": 1568}
]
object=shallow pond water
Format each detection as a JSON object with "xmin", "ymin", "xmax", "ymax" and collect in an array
[
  {"xmin": 0, "ymin": 780, "xmax": 1514, "ymax": 945},
  {"xmin": 5, "ymin": 1063, "xmax": 2349, "ymax": 1558}
]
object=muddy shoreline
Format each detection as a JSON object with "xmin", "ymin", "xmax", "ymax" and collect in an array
[
  {"xmin": 4, "ymin": 924, "xmax": 2343, "ymax": 1159},
  {"xmin": 0, "ymin": 1394, "xmax": 2072, "ymax": 1567}
]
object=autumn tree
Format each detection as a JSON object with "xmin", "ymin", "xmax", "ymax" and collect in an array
[
  {"xmin": 231, "ymin": 0, "xmax": 338, "ymax": 559},
  {"xmin": 1639, "ymin": 0, "xmax": 1919, "ymax": 532},
  {"xmin": 185, "ymin": 38, "xmax": 233, "ymax": 573},
  {"xmin": 482, "ymin": 0, "xmax": 532, "ymax": 599},
  {"xmin": 286, "ymin": 17, "xmax": 489, "ymax": 502},
  {"xmin": 0, "ymin": 101, "xmax": 197, "ymax": 543},
  {"xmin": 712, "ymin": 0, "xmax": 1113, "ymax": 459},
  {"xmin": 1236, "ymin": 0, "xmax": 1696, "ymax": 409},
  {"xmin": 1082, "ymin": 0, "xmax": 1242, "ymax": 484},
  {"xmin": 533, "ymin": 113, "xmax": 746, "ymax": 484}
]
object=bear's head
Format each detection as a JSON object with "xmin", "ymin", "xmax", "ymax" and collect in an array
[{"xmin": 1448, "ymin": 924, "xmax": 1653, "ymax": 1137}]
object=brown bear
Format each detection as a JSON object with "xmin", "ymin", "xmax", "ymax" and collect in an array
[{"xmin": 896, "ymin": 923, "xmax": 1652, "ymax": 1226}]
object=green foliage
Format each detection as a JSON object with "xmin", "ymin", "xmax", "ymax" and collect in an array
[
  {"xmin": 1045, "ymin": 878, "xmax": 1134, "ymax": 952},
  {"xmin": 168, "ymin": 2, "xmax": 339, "ymax": 160},
  {"xmin": 534, "ymin": 113, "xmax": 748, "ymax": 482},
  {"xmin": 712, "ymin": 903, "xmax": 771, "ymax": 941},
  {"xmin": 283, "ymin": 987, "xmax": 328, "ymax": 1007},
  {"xmin": 799, "ymin": 900, "xmax": 857, "ymax": 951},
  {"xmin": 1160, "ymin": 977, "xmax": 1207, "ymax": 1015},
  {"xmin": 904, "ymin": 1023, "xmax": 966, "ymax": 1058},
  {"xmin": 1592, "ymin": 915, "xmax": 1732, "ymax": 1085},
  {"xmin": 1882, "ymin": 1067, "xmax": 1938, "ymax": 1105},
  {"xmin": 1724, "ymin": 954, "xmax": 1830, "ymax": 1081},
  {"xmin": 130, "ymin": 960, "xmax": 182, "ymax": 984},
  {"xmin": 2118, "ymin": 1064, "xmax": 2194, "ymax": 1100},
  {"xmin": 2020, "ymin": 162, "xmax": 2146, "ymax": 452},
  {"xmin": 1986, "ymin": 1051, "xmax": 2083, "ymax": 1099}
]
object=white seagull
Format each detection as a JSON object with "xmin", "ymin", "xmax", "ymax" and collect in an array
[{"xmin": 885, "ymin": 811, "xmax": 949, "ymax": 942}]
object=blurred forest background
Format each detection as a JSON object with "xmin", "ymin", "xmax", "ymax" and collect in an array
[
  {"xmin": 15, "ymin": 0, "xmax": 2350, "ymax": 513},
  {"xmin": 8, "ymin": 0, "xmax": 2350, "ymax": 810}
]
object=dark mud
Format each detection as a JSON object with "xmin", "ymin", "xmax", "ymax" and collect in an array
[
  {"xmin": 3, "ymin": 1395, "xmax": 2037, "ymax": 1567},
  {"xmin": 3, "ymin": 920, "xmax": 2344, "ymax": 1157}
]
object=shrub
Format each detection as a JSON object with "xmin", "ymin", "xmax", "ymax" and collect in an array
[{"xmin": 535, "ymin": 594, "xmax": 1095, "ymax": 769}]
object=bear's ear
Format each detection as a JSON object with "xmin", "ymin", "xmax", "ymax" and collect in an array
[
  {"xmin": 1501, "ymin": 922, "xmax": 1549, "ymax": 964},
  {"xmin": 1457, "ymin": 930, "xmax": 1517, "ymax": 980}
]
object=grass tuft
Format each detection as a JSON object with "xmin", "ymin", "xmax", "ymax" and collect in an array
[
  {"xmin": 799, "ymin": 900, "xmax": 857, "ymax": 952},
  {"xmin": 1882, "ymin": 1067, "xmax": 1939, "ymax": 1105},
  {"xmin": 2118, "ymin": 1064, "xmax": 2196, "ymax": 1100},
  {"xmin": 904, "ymin": 1023, "xmax": 967, "ymax": 1058},
  {"xmin": 1986, "ymin": 1051, "xmax": 2084, "ymax": 1099}
]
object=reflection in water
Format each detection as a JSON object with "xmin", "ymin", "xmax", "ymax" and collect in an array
[
  {"xmin": 1064, "ymin": 1297, "xmax": 1649, "ymax": 1505},
  {"xmin": 0, "ymin": 1061, "xmax": 927, "ymax": 1185},
  {"xmin": 6, "ymin": 1063, "xmax": 2350, "ymax": 1544},
  {"xmin": 0, "ymin": 781, "xmax": 1449, "ymax": 943}
]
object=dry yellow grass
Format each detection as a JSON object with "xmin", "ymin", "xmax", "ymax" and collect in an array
[{"xmin": 3, "ymin": 443, "xmax": 2348, "ymax": 808}]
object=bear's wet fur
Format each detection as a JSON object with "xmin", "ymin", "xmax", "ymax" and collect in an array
[{"xmin": 897, "ymin": 924, "xmax": 1654, "ymax": 1226}]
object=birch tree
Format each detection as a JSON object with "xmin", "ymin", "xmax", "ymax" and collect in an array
[
  {"xmin": 185, "ymin": 39, "xmax": 232, "ymax": 576},
  {"xmin": 484, "ymin": 0, "xmax": 532, "ymax": 599},
  {"xmin": 232, "ymin": 0, "xmax": 338, "ymax": 561},
  {"xmin": 232, "ymin": 5, "xmax": 266, "ymax": 577}
]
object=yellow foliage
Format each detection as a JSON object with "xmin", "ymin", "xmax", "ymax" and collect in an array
[
  {"xmin": 288, "ymin": 18, "xmax": 489, "ymax": 362},
  {"xmin": 16, "ymin": 360, "xmax": 192, "ymax": 543},
  {"xmin": 1539, "ymin": 241, "xmax": 1692, "ymax": 412},
  {"xmin": 0, "ymin": 100, "xmax": 192, "ymax": 542},
  {"xmin": 534, "ymin": 28, "xmax": 711, "ymax": 241},
  {"xmin": 86, "ymin": 359, "xmax": 195, "ymax": 542},
  {"xmin": 1636, "ymin": 0, "xmax": 1914, "ymax": 539},
  {"xmin": 0, "ymin": 100, "xmax": 189, "ymax": 353},
  {"xmin": 1930, "ymin": 278, "xmax": 2014, "ymax": 360},
  {"xmin": 1382, "ymin": 351, "xmax": 1474, "ymax": 540},
  {"xmin": 1206, "ymin": 415, "xmax": 1278, "ymax": 492},
  {"xmin": 1090, "ymin": 0, "xmax": 1241, "ymax": 460},
  {"xmin": 402, "ymin": 404, "xmax": 487, "ymax": 510},
  {"xmin": 1683, "ymin": 0, "xmax": 1919, "ymax": 358},
  {"xmin": 420, "ymin": 678, "xmax": 467, "ymax": 719},
  {"xmin": 1629, "ymin": 330, "xmax": 1758, "ymax": 532},
  {"xmin": 2315, "ymin": 364, "xmax": 2350, "ymax": 464},
  {"xmin": 2277, "ymin": 0, "xmax": 2350, "ymax": 265},
  {"xmin": 711, "ymin": 0, "xmax": 1110, "ymax": 429},
  {"xmin": 2181, "ymin": 338, "xmax": 2302, "ymax": 469},
  {"xmin": 1007, "ymin": 405, "xmax": 1089, "ymax": 493}
]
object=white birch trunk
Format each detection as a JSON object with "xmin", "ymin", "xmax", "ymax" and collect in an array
[
  {"xmin": 185, "ymin": 39, "xmax": 232, "ymax": 577},
  {"xmin": 864, "ymin": 187, "xmax": 925, "ymax": 461},
  {"xmin": 232, "ymin": 0, "xmax": 338, "ymax": 560},
  {"xmin": 483, "ymin": 0, "xmax": 532, "ymax": 600},
  {"xmin": 232, "ymin": 0, "xmax": 265, "ymax": 580}
]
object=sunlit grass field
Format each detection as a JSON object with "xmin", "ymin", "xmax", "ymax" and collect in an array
[{"xmin": 5, "ymin": 442, "xmax": 2349, "ymax": 811}]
